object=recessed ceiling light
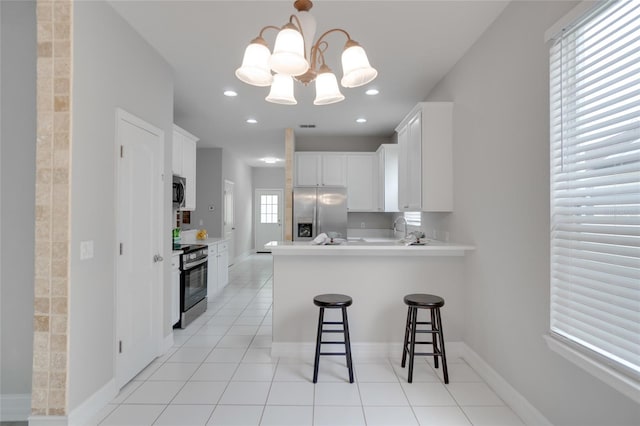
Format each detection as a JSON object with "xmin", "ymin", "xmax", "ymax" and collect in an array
[
  {"xmin": 224, "ymin": 90, "xmax": 238, "ymax": 97},
  {"xmin": 365, "ymin": 89, "xmax": 379, "ymax": 96},
  {"xmin": 246, "ymin": 118, "xmax": 258, "ymax": 124},
  {"xmin": 356, "ymin": 118, "xmax": 367, "ymax": 124},
  {"xmin": 262, "ymin": 157, "xmax": 279, "ymax": 164}
]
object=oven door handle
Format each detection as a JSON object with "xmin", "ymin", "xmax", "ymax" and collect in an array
[{"xmin": 183, "ymin": 257, "xmax": 208, "ymax": 270}]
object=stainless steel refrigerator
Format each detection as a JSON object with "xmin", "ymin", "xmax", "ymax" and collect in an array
[{"xmin": 293, "ymin": 187, "xmax": 347, "ymax": 241}]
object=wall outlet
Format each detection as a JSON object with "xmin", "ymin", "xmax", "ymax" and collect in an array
[
  {"xmin": 80, "ymin": 240, "xmax": 94, "ymax": 260},
  {"xmin": 208, "ymin": 205, "xmax": 215, "ymax": 212}
]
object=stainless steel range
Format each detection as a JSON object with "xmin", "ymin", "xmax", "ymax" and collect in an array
[{"xmin": 175, "ymin": 244, "xmax": 208, "ymax": 328}]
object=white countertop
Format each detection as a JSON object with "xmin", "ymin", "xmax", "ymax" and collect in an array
[
  {"xmin": 266, "ymin": 239, "xmax": 475, "ymax": 257},
  {"xmin": 180, "ymin": 237, "xmax": 227, "ymax": 245}
]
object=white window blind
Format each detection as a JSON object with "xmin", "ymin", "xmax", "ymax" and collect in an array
[
  {"xmin": 403, "ymin": 212, "xmax": 421, "ymax": 227},
  {"xmin": 550, "ymin": 0, "xmax": 640, "ymax": 379}
]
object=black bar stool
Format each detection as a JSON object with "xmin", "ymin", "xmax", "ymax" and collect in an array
[
  {"xmin": 312, "ymin": 294, "xmax": 354, "ymax": 383},
  {"xmin": 401, "ymin": 293, "xmax": 449, "ymax": 384}
]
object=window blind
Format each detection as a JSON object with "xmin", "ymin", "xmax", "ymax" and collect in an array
[{"xmin": 550, "ymin": 0, "xmax": 640, "ymax": 379}]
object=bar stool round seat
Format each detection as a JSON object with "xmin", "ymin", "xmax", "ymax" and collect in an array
[
  {"xmin": 314, "ymin": 294, "xmax": 353, "ymax": 308},
  {"xmin": 404, "ymin": 294, "xmax": 444, "ymax": 308},
  {"xmin": 401, "ymin": 293, "xmax": 449, "ymax": 384},
  {"xmin": 312, "ymin": 294, "xmax": 354, "ymax": 384}
]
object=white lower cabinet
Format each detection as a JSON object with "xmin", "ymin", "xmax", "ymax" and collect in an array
[
  {"xmin": 217, "ymin": 241, "xmax": 229, "ymax": 289},
  {"xmin": 207, "ymin": 243, "xmax": 219, "ymax": 300},
  {"xmin": 206, "ymin": 240, "xmax": 229, "ymax": 300},
  {"xmin": 171, "ymin": 253, "xmax": 180, "ymax": 327}
]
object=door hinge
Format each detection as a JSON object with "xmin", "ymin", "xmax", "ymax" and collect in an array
[
  {"xmin": 119, "ymin": 340, "xmax": 122, "ymax": 353},
  {"xmin": 119, "ymin": 243, "xmax": 123, "ymax": 255},
  {"xmin": 120, "ymin": 145, "xmax": 124, "ymax": 158}
]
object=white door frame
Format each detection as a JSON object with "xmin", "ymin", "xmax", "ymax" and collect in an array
[
  {"xmin": 223, "ymin": 179, "xmax": 235, "ymax": 266},
  {"xmin": 254, "ymin": 188, "xmax": 284, "ymax": 252},
  {"xmin": 114, "ymin": 108, "xmax": 164, "ymax": 389}
]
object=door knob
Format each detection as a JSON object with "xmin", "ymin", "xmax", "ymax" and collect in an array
[{"xmin": 153, "ymin": 254, "xmax": 164, "ymax": 263}]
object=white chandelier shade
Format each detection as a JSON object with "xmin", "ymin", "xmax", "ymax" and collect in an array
[
  {"xmin": 265, "ymin": 74, "xmax": 297, "ymax": 105},
  {"xmin": 235, "ymin": 0, "xmax": 377, "ymax": 105},
  {"xmin": 314, "ymin": 66, "xmax": 345, "ymax": 105},
  {"xmin": 235, "ymin": 40, "xmax": 274, "ymax": 87}
]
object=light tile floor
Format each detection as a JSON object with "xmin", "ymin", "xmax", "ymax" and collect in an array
[{"xmin": 91, "ymin": 254, "xmax": 525, "ymax": 426}]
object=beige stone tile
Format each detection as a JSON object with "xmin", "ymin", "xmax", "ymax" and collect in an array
[
  {"xmin": 52, "ymin": 167, "xmax": 68, "ymax": 184},
  {"xmin": 33, "ymin": 331, "xmax": 50, "ymax": 353},
  {"xmin": 38, "ymin": 91, "xmax": 53, "ymax": 112},
  {"xmin": 34, "ymin": 277, "xmax": 50, "ymax": 298},
  {"xmin": 49, "ymin": 389, "xmax": 66, "ymax": 410},
  {"xmin": 51, "ymin": 297, "xmax": 67, "ymax": 315},
  {"xmin": 51, "ymin": 278, "xmax": 67, "ymax": 297},
  {"xmin": 38, "ymin": 42, "xmax": 53, "ymax": 58},
  {"xmin": 49, "ymin": 371, "xmax": 66, "ymax": 389},
  {"xmin": 54, "ymin": 132, "xmax": 69, "ymax": 149},
  {"xmin": 54, "ymin": 95, "xmax": 69, "ymax": 112},
  {"xmin": 34, "ymin": 297, "xmax": 50, "ymax": 315},
  {"xmin": 31, "ymin": 388, "xmax": 48, "ymax": 411},
  {"xmin": 35, "ymin": 254, "xmax": 51, "ymax": 279},
  {"xmin": 53, "ymin": 57, "xmax": 70, "ymax": 77},
  {"xmin": 52, "ymin": 200, "xmax": 69, "ymax": 227},
  {"xmin": 35, "ymin": 182, "xmax": 52, "ymax": 205},
  {"xmin": 50, "ymin": 334, "xmax": 66, "ymax": 352},
  {"xmin": 37, "ymin": 2, "xmax": 53, "ymax": 22},
  {"xmin": 49, "ymin": 408, "xmax": 66, "ymax": 416},
  {"xmin": 34, "ymin": 315, "xmax": 50, "ymax": 332},
  {"xmin": 37, "ymin": 57, "xmax": 53, "ymax": 79},
  {"xmin": 35, "ymin": 221, "xmax": 52, "ymax": 244},
  {"xmin": 33, "ymin": 370, "xmax": 49, "ymax": 389},
  {"xmin": 37, "ymin": 111, "xmax": 53, "ymax": 135},
  {"xmin": 51, "ymin": 315, "xmax": 67, "ymax": 334},
  {"xmin": 52, "ymin": 183, "xmax": 69, "ymax": 209},
  {"xmin": 53, "ymin": 112, "xmax": 69, "ymax": 133},
  {"xmin": 36, "ymin": 169, "xmax": 52, "ymax": 185},
  {"xmin": 54, "ymin": 78, "xmax": 69, "ymax": 95},
  {"xmin": 51, "ymin": 259, "xmax": 68, "ymax": 279},
  {"xmin": 33, "ymin": 351, "xmax": 49, "ymax": 370},
  {"xmin": 53, "ymin": 22, "xmax": 69, "ymax": 41},
  {"xmin": 32, "ymin": 408, "xmax": 47, "ymax": 416},
  {"xmin": 53, "ymin": 1, "xmax": 71, "ymax": 22},
  {"xmin": 50, "ymin": 351, "xmax": 67, "ymax": 370},
  {"xmin": 35, "ymin": 204, "xmax": 51, "ymax": 223},
  {"xmin": 53, "ymin": 148, "xmax": 69, "ymax": 169},
  {"xmin": 53, "ymin": 40, "xmax": 70, "ymax": 59},
  {"xmin": 38, "ymin": 22, "xmax": 53, "ymax": 41}
]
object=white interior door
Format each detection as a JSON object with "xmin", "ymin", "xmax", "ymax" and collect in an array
[
  {"xmin": 255, "ymin": 189, "xmax": 283, "ymax": 252},
  {"xmin": 115, "ymin": 109, "xmax": 164, "ymax": 389},
  {"xmin": 223, "ymin": 179, "xmax": 235, "ymax": 266}
]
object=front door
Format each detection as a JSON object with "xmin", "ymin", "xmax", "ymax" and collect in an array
[
  {"xmin": 223, "ymin": 179, "xmax": 235, "ymax": 266},
  {"xmin": 254, "ymin": 189, "xmax": 283, "ymax": 252},
  {"xmin": 115, "ymin": 109, "xmax": 164, "ymax": 388}
]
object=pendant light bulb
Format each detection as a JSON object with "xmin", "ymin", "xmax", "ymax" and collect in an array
[
  {"xmin": 314, "ymin": 65, "xmax": 345, "ymax": 105},
  {"xmin": 266, "ymin": 74, "xmax": 297, "ymax": 105},
  {"xmin": 341, "ymin": 40, "xmax": 378, "ymax": 88},
  {"xmin": 235, "ymin": 37, "xmax": 273, "ymax": 87},
  {"xmin": 269, "ymin": 23, "xmax": 309, "ymax": 76}
]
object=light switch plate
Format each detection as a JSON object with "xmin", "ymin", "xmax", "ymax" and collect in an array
[{"xmin": 80, "ymin": 240, "xmax": 94, "ymax": 260}]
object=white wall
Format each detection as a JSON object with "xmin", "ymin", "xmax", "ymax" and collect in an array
[
  {"xmin": 190, "ymin": 147, "xmax": 223, "ymax": 235},
  {"xmin": 427, "ymin": 1, "xmax": 640, "ymax": 424},
  {"xmin": 252, "ymin": 167, "xmax": 284, "ymax": 190},
  {"xmin": 221, "ymin": 150, "xmax": 253, "ymax": 261},
  {"xmin": 69, "ymin": 0, "xmax": 174, "ymax": 411},
  {"xmin": 296, "ymin": 134, "xmax": 390, "ymax": 152},
  {"xmin": 0, "ymin": 0, "xmax": 36, "ymax": 416}
]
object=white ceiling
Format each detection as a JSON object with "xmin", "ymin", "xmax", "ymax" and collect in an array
[{"xmin": 108, "ymin": 0, "xmax": 509, "ymax": 167}]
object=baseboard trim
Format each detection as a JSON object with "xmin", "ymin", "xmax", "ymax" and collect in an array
[
  {"xmin": 0, "ymin": 393, "xmax": 30, "ymax": 421},
  {"xmin": 67, "ymin": 379, "xmax": 117, "ymax": 426},
  {"xmin": 161, "ymin": 333, "xmax": 174, "ymax": 355},
  {"xmin": 27, "ymin": 415, "xmax": 69, "ymax": 426},
  {"xmin": 460, "ymin": 343, "xmax": 552, "ymax": 426},
  {"xmin": 271, "ymin": 341, "xmax": 465, "ymax": 361}
]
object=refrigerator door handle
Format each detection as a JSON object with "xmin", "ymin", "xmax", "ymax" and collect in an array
[{"xmin": 312, "ymin": 205, "xmax": 317, "ymax": 237}]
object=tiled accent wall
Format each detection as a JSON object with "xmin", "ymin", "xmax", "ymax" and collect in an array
[
  {"xmin": 284, "ymin": 128, "xmax": 295, "ymax": 241},
  {"xmin": 32, "ymin": 0, "xmax": 72, "ymax": 416}
]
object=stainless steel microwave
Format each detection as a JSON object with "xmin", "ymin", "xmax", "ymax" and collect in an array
[{"xmin": 173, "ymin": 176, "xmax": 186, "ymax": 208}]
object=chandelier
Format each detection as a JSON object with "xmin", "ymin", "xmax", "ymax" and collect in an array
[{"xmin": 235, "ymin": 0, "xmax": 378, "ymax": 105}]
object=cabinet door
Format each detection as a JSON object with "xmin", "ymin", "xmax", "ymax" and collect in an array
[
  {"xmin": 207, "ymin": 244, "xmax": 218, "ymax": 299},
  {"xmin": 182, "ymin": 136, "xmax": 197, "ymax": 211},
  {"xmin": 397, "ymin": 125, "xmax": 410, "ymax": 210},
  {"xmin": 172, "ymin": 131, "xmax": 183, "ymax": 177},
  {"xmin": 217, "ymin": 242, "xmax": 229, "ymax": 289},
  {"xmin": 321, "ymin": 154, "xmax": 347, "ymax": 187},
  {"xmin": 347, "ymin": 154, "xmax": 377, "ymax": 211},
  {"xmin": 171, "ymin": 256, "xmax": 180, "ymax": 326},
  {"xmin": 377, "ymin": 144, "xmax": 399, "ymax": 212},
  {"xmin": 406, "ymin": 112, "xmax": 422, "ymax": 210},
  {"xmin": 295, "ymin": 153, "xmax": 320, "ymax": 186}
]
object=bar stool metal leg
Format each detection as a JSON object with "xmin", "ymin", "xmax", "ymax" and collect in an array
[
  {"xmin": 431, "ymin": 308, "xmax": 439, "ymax": 369},
  {"xmin": 342, "ymin": 307, "xmax": 354, "ymax": 383},
  {"xmin": 313, "ymin": 307, "xmax": 325, "ymax": 383},
  {"xmin": 435, "ymin": 307, "xmax": 449, "ymax": 384},
  {"xmin": 408, "ymin": 307, "xmax": 418, "ymax": 383},
  {"xmin": 401, "ymin": 306, "xmax": 412, "ymax": 368}
]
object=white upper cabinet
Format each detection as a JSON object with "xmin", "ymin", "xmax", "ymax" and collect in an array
[
  {"xmin": 396, "ymin": 102, "xmax": 453, "ymax": 212},
  {"xmin": 173, "ymin": 125, "xmax": 199, "ymax": 211},
  {"xmin": 347, "ymin": 153, "xmax": 378, "ymax": 212},
  {"xmin": 295, "ymin": 152, "xmax": 347, "ymax": 187},
  {"xmin": 376, "ymin": 144, "xmax": 399, "ymax": 212}
]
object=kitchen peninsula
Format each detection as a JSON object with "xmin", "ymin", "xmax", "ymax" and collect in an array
[{"xmin": 267, "ymin": 240, "xmax": 475, "ymax": 357}]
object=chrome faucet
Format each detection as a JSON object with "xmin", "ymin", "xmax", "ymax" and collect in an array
[{"xmin": 393, "ymin": 216, "xmax": 408, "ymax": 239}]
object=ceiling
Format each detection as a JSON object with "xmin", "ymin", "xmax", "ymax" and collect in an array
[{"xmin": 108, "ymin": 0, "xmax": 509, "ymax": 167}]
